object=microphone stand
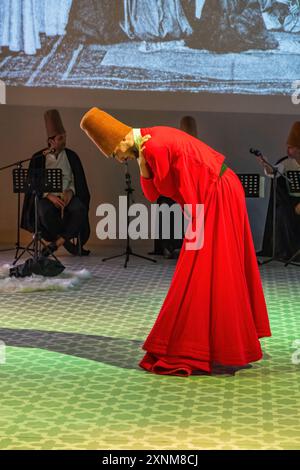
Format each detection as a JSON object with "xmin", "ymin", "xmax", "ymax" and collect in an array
[
  {"xmin": 253, "ymin": 150, "xmax": 292, "ymax": 265},
  {"xmin": 0, "ymin": 157, "xmax": 32, "ymax": 257},
  {"xmin": 102, "ymin": 162, "xmax": 157, "ymax": 268}
]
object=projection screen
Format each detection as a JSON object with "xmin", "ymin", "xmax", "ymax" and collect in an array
[{"xmin": 0, "ymin": 0, "xmax": 299, "ymax": 112}]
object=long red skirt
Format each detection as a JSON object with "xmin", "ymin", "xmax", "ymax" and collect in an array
[{"xmin": 140, "ymin": 168, "xmax": 271, "ymax": 376}]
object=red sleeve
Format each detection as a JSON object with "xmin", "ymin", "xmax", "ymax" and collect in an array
[
  {"xmin": 140, "ymin": 175, "xmax": 160, "ymax": 202},
  {"xmin": 140, "ymin": 145, "xmax": 176, "ymax": 202}
]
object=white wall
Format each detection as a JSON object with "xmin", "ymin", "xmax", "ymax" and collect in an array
[{"xmin": 0, "ymin": 104, "xmax": 295, "ymax": 249}]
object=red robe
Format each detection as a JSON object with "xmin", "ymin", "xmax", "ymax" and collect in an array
[{"xmin": 138, "ymin": 126, "xmax": 271, "ymax": 376}]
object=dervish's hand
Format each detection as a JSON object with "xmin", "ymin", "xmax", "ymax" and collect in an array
[{"xmin": 137, "ymin": 135, "xmax": 151, "ymax": 166}]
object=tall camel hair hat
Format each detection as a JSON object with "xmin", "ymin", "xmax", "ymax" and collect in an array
[
  {"xmin": 80, "ymin": 107, "xmax": 132, "ymax": 157},
  {"xmin": 44, "ymin": 109, "xmax": 66, "ymax": 138}
]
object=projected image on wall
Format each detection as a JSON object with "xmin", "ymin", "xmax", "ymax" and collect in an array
[{"xmin": 0, "ymin": 0, "xmax": 300, "ymax": 94}]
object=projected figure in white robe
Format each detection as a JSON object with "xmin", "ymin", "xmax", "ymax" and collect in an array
[
  {"xmin": 121, "ymin": 0, "xmax": 192, "ymax": 41},
  {"xmin": 0, "ymin": 0, "xmax": 72, "ymax": 55}
]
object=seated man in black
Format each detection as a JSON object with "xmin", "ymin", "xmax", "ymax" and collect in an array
[
  {"xmin": 21, "ymin": 109, "xmax": 90, "ymax": 256},
  {"xmin": 257, "ymin": 121, "xmax": 300, "ymax": 261}
]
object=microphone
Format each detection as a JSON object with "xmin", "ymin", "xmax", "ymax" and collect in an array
[
  {"xmin": 249, "ymin": 148, "xmax": 262, "ymax": 157},
  {"xmin": 43, "ymin": 147, "xmax": 56, "ymax": 156}
]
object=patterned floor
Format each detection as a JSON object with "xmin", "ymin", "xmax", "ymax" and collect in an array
[{"xmin": 0, "ymin": 248, "xmax": 299, "ymax": 450}]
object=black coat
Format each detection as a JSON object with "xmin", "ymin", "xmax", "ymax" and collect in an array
[
  {"xmin": 21, "ymin": 148, "xmax": 91, "ymax": 246},
  {"xmin": 185, "ymin": 0, "xmax": 278, "ymax": 52},
  {"xmin": 261, "ymin": 156, "xmax": 300, "ymax": 259},
  {"xmin": 66, "ymin": 0, "xmax": 126, "ymax": 44}
]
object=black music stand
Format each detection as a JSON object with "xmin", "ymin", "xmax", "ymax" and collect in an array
[
  {"xmin": 238, "ymin": 174, "xmax": 265, "ymax": 265},
  {"xmin": 0, "ymin": 157, "xmax": 31, "ymax": 256},
  {"xmin": 12, "ymin": 168, "xmax": 63, "ymax": 266},
  {"xmin": 102, "ymin": 162, "xmax": 157, "ymax": 268},
  {"xmin": 238, "ymin": 174, "xmax": 265, "ymax": 198},
  {"xmin": 284, "ymin": 170, "xmax": 300, "ymax": 267}
]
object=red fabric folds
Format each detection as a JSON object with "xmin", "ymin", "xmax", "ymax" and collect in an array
[{"xmin": 139, "ymin": 126, "xmax": 271, "ymax": 376}]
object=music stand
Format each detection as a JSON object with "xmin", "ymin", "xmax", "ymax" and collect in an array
[
  {"xmin": 284, "ymin": 170, "xmax": 300, "ymax": 267},
  {"xmin": 12, "ymin": 168, "xmax": 63, "ymax": 265},
  {"xmin": 102, "ymin": 162, "xmax": 157, "ymax": 268},
  {"xmin": 238, "ymin": 174, "xmax": 265, "ymax": 265},
  {"xmin": 237, "ymin": 174, "xmax": 265, "ymax": 198},
  {"xmin": 0, "ymin": 157, "xmax": 31, "ymax": 256}
]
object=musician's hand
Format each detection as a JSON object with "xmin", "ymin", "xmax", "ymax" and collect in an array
[
  {"xmin": 63, "ymin": 189, "xmax": 74, "ymax": 207},
  {"xmin": 256, "ymin": 156, "xmax": 274, "ymax": 175},
  {"xmin": 295, "ymin": 202, "xmax": 300, "ymax": 216},
  {"xmin": 46, "ymin": 194, "xmax": 65, "ymax": 209}
]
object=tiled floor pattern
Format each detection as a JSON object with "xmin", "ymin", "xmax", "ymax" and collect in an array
[{"xmin": 0, "ymin": 250, "xmax": 299, "ymax": 449}]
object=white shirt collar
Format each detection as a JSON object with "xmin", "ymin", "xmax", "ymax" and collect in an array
[
  {"xmin": 133, "ymin": 128, "xmax": 142, "ymax": 150},
  {"xmin": 46, "ymin": 149, "xmax": 66, "ymax": 161}
]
